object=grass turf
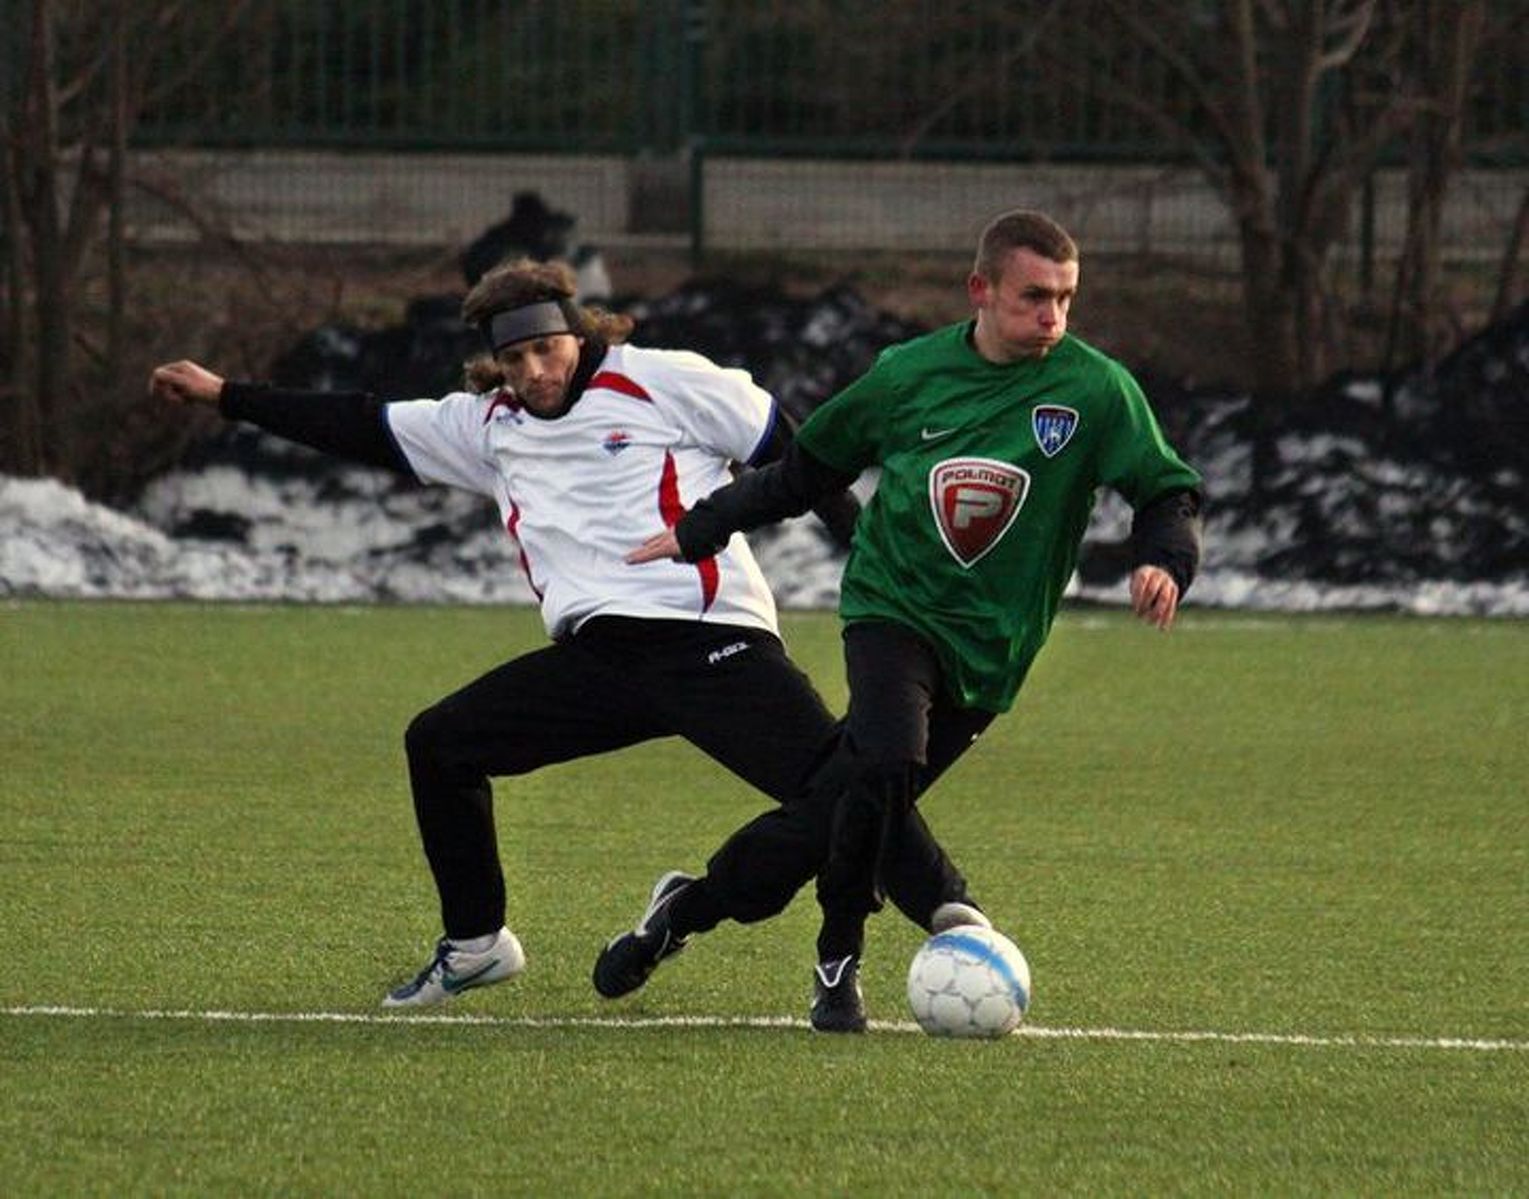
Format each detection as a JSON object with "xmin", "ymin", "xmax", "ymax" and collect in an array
[{"xmin": 2, "ymin": 600, "xmax": 1525, "ymax": 1194}]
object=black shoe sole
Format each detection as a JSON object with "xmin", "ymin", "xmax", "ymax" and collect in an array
[{"xmin": 810, "ymin": 1014, "xmax": 868, "ymax": 1034}]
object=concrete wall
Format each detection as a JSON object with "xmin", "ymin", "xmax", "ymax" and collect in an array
[{"xmin": 128, "ymin": 148, "xmax": 1526, "ymax": 266}]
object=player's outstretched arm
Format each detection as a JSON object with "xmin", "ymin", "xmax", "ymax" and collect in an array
[
  {"xmin": 751, "ymin": 407, "xmax": 861, "ymax": 550},
  {"xmin": 149, "ymin": 360, "xmax": 225, "ymax": 406},
  {"xmin": 1130, "ymin": 564, "xmax": 1180, "ymax": 631},
  {"xmin": 150, "ymin": 364, "xmax": 414, "ymax": 476},
  {"xmin": 630, "ymin": 440, "xmax": 858, "ymax": 566}
]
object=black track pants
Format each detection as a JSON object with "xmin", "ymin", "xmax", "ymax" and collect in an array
[
  {"xmin": 812, "ymin": 621, "xmax": 996, "ymax": 961},
  {"xmin": 402, "ymin": 616, "xmax": 968, "ymax": 938}
]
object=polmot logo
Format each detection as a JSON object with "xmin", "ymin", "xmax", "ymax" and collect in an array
[{"xmin": 928, "ymin": 457, "xmax": 1030, "ymax": 567}]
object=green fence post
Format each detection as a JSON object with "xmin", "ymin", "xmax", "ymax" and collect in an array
[
  {"xmin": 684, "ymin": 0, "xmax": 706, "ymax": 268},
  {"xmin": 690, "ymin": 138, "xmax": 705, "ymax": 270}
]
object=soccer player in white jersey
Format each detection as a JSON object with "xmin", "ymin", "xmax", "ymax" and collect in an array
[{"xmin": 150, "ymin": 258, "xmax": 984, "ymax": 1011}]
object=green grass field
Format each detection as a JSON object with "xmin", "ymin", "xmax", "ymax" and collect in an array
[{"xmin": 2, "ymin": 600, "xmax": 1525, "ymax": 1195}]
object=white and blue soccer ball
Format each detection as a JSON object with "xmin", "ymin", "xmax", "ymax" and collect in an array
[{"xmin": 906, "ymin": 925, "xmax": 1031, "ymax": 1038}]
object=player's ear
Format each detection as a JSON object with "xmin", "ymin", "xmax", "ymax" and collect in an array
[{"xmin": 966, "ymin": 272, "xmax": 990, "ymax": 307}]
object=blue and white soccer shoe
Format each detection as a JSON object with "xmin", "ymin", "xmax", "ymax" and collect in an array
[{"xmin": 382, "ymin": 927, "xmax": 525, "ymax": 1007}]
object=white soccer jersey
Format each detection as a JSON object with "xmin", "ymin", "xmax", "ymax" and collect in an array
[{"xmin": 384, "ymin": 343, "xmax": 781, "ymax": 640}]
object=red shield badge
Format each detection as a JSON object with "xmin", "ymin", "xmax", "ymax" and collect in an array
[{"xmin": 928, "ymin": 457, "xmax": 1030, "ymax": 567}]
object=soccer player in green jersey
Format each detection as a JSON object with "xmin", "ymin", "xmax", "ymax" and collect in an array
[{"xmin": 624, "ymin": 210, "xmax": 1203, "ymax": 1031}]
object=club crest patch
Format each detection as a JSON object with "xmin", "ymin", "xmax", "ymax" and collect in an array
[
  {"xmin": 928, "ymin": 457, "xmax": 1030, "ymax": 567},
  {"xmin": 1032, "ymin": 405, "xmax": 1079, "ymax": 457}
]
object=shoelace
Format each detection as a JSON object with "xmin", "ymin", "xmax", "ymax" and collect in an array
[{"xmin": 403, "ymin": 939, "xmax": 454, "ymax": 990}]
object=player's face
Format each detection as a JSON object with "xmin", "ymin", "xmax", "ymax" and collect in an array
[
  {"xmin": 968, "ymin": 247, "xmax": 1079, "ymax": 363},
  {"xmin": 497, "ymin": 333, "xmax": 585, "ymax": 416}
]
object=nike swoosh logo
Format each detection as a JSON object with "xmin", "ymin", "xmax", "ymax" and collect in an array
[
  {"xmin": 815, "ymin": 956, "xmax": 855, "ymax": 987},
  {"xmin": 442, "ymin": 958, "xmax": 500, "ymax": 993},
  {"xmin": 920, "ymin": 427, "xmax": 956, "ymax": 441}
]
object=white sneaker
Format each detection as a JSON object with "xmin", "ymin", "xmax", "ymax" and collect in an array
[
  {"xmin": 382, "ymin": 927, "xmax": 525, "ymax": 1008},
  {"xmin": 930, "ymin": 901, "xmax": 992, "ymax": 933}
]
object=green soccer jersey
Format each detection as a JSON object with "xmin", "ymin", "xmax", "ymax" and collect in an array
[{"xmin": 796, "ymin": 322, "xmax": 1201, "ymax": 712}]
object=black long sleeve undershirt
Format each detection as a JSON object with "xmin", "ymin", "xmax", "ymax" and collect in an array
[
  {"xmin": 748, "ymin": 410, "xmax": 862, "ymax": 550},
  {"xmin": 679, "ymin": 440, "xmax": 1205, "ymax": 596},
  {"xmin": 219, "ymin": 382, "xmax": 415, "ymax": 476},
  {"xmin": 677, "ymin": 439, "xmax": 855, "ymax": 560},
  {"xmin": 1129, "ymin": 488, "xmax": 1204, "ymax": 596}
]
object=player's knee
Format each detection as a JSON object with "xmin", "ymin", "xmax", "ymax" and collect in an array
[
  {"xmin": 407, "ymin": 701, "xmax": 544, "ymax": 778},
  {"xmin": 708, "ymin": 848, "xmax": 811, "ymax": 923},
  {"xmin": 854, "ymin": 758, "xmax": 921, "ymax": 811},
  {"xmin": 404, "ymin": 703, "xmax": 454, "ymax": 766},
  {"xmin": 815, "ymin": 738, "xmax": 916, "ymax": 799},
  {"xmin": 721, "ymin": 879, "xmax": 801, "ymax": 925}
]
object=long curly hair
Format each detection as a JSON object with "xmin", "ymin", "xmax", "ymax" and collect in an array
[{"xmin": 460, "ymin": 257, "xmax": 633, "ymax": 393}]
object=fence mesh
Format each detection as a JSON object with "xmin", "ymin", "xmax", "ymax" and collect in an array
[{"xmin": 98, "ymin": 0, "xmax": 1528, "ymax": 264}]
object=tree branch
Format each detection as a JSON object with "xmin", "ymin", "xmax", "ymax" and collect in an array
[
  {"xmin": 1098, "ymin": 0, "xmax": 1243, "ymax": 150},
  {"xmin": 1490, "ymin": 184, "xmax": 1529, "ymax": 322},
  {"xmin": 138, "ymin": 0, "xmax": 258, "ymax": 113},
  {"xmin": 1315, "ymin": 0, "xmax": 1377, "ymax": 73},
  {"xmin": 897, "ymin": 2, "xmax": 1067, "ymax": 156}
]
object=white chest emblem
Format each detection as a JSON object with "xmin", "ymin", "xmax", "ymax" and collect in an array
[{"xmin": 928, "ymin": 457, "xmax": 1030, "ymax": 567}]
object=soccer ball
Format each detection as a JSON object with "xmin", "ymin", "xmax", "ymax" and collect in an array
[{"xmin": 906, "ymin": 925, "xmax": 1031, "ymax": 1038}]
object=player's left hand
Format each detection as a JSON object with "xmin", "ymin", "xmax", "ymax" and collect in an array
[
  {"xmin": 1130, "ymin": 565, "xmax": 1180, "ymax": 631},
  {"xmin": 627, "ymin": 529, "xmax": 683, "ymax": 564}
]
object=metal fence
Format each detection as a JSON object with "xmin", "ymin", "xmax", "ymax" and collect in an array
[
  {"xmin": 134, "ymin": 0, "xmax": 1525, "ymax": 160},
  {"xmin": 33, "ymin": 0, "xmax": 1521, "ymax": 265}
]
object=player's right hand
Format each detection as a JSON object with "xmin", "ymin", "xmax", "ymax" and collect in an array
[
  {"xmin": 148, "ymin": 360, "xmax": 225, "ymax": 406},
  {"xmin": 1129, "ymin": 564, "xmax": 1180, "ymax": 631}
]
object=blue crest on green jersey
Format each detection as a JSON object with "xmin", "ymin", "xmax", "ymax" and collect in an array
[{"xmin": 1032, "ymin": 405, "xmax": 1079, "ymax": 457}]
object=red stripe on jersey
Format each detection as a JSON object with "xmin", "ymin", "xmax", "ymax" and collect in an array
[
  {"xmin": 658, "ymin": 451, "xmax": 719, "ymax": 613},
  {"xmin": 505, "ymin": 502, "xmax": 543, "ymax": 600},
  {"xmin": 587, "ymin": 371, "xmax": 653, "ymax": 403},
  {"xmin": 483, "ymin": 389, "xmax": 521, "ymax": 425}
]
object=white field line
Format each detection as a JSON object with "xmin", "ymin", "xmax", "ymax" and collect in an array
[{"xmin": 3, "ymin": 1005, "xmax": 1525, "ymax": 1052}]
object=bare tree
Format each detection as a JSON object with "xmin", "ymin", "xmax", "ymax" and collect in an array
[
  {"xmin": 1385, "ymin": 0, "xmax": 1500, "ymax": 376},
  {"xmin": 1056, "ymin": 1, "xmax": 1417, "ymax": 395},
  {"xmin": 1024, "ymin": 0, "xmax": 1520, "ymax": 400},
  {"xmin": 1491, "ymin": 183, "xmax": 1529, "ymax": 322},
  {"xmin": 0, "ymin": 0, "xmax": 251, "ymax": 481}
]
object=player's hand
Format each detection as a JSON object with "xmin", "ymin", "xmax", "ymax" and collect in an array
[
  {"xmin": 148, "ymin": 360, "xmax": 225, "ymax": 407},
  {"xmin": 1130, "ymin": 564, "xmax": 1180, "ymax": 631},
  {"xmin": 626, "ymin": 529, "xmax": 683, "ymax": 564}
]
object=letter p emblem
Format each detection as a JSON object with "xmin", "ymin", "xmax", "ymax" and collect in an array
[{"xmin": 928, "ymin": 458, "xmax": 1030, "ymax": 567}]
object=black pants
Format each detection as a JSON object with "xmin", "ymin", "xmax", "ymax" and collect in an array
[
  {"xmin": 812, "ymin": 621, "xmax": 996, "ymax": 961},
  {"xmin": 403, "ymin": 616, "xmax": 968, "ymax": 938}
]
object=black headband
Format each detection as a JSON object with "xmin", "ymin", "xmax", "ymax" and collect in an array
[{"xmin": 481, "ymin": 300, "xmax": 576, "ymax": 353}]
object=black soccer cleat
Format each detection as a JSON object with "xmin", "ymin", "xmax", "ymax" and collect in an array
[
  {"xmin": 810, "ymin": 955, "xmax": 868, "ymax": 1033},
  {"xmin": 593, "ymin": 870, "xmax": 694, "ymax": 999}
]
